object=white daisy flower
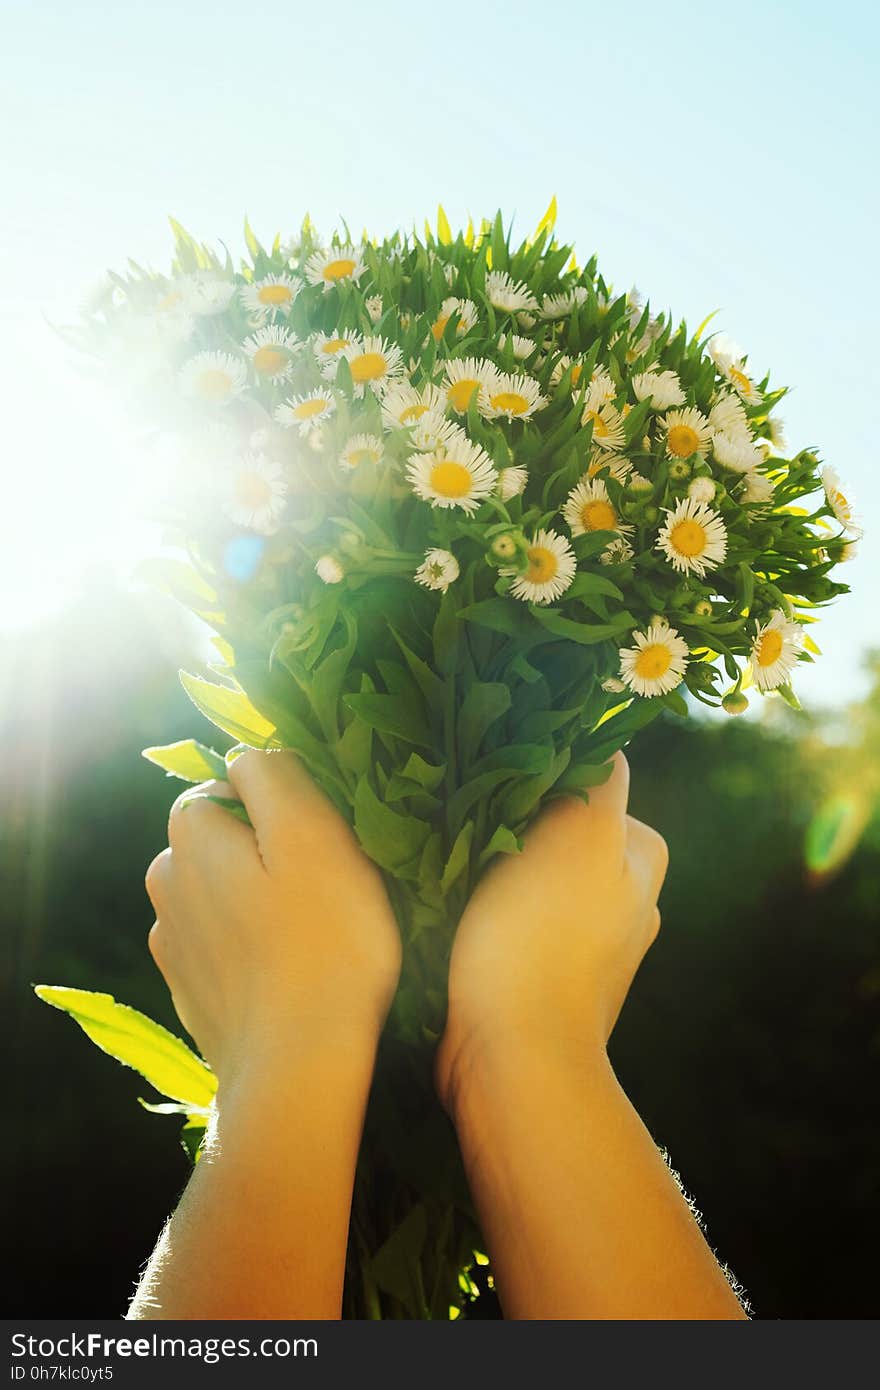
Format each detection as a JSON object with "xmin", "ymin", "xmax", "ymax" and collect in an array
[
  {"xmin": 313, "ymin": 330, "xmax": 361, "ymax": 371},
  {"xmin": 223, "ymin": 452, "xmax": 287, "ymax": 533},
  {"xmin": 274, "ymin": 390, "xmax": 336, "ymax": 436},
  {"xmin": 550, "ymin": 354, "xmax": 586, "ymax": 390},
  {"xmin": 483, "ymin": 371, "xmax": 547, "ymax": 422},
  {"xmin": 632, "ymin": 369, "xmax": 685, "ymax": 411},
  {"xmin": 315, "ymin": 554, "xmax": 345, "ymax": 584},
  {"xmin": 587, "ymin": 449, "xmax": 632, "ymax": 484},
  {"xmin": 656, "ymin": 497, "xmax": 728, "ymax": 577},
  {"xmin": 339, "ymin": 433, "xmax": 384, "ymax": 470},
  {"xmin": 600, "ymin": 537, "xmax": 635, "ymax": 566},
  {"xmin": 340, "ymin": 335, "xmax": 405, "ymax": 396},
  {"xmin": 581, "ymin": 371, "xmax": 617, "ymax": 414},
  {"xmin": 305, "ymin": 244, "xmax": 366, "ymax": 289},
  {"xmin": 406, "ymin": 434, "xmax": 497, "ymax": 513},
  {"xmin": 601, "ymin": 676, "xmax": 627, "ymax": 694},
  {"xmin": 240, "ymin": 273, "xmax": 299, "ymax": 319},
  {"xmin": 708, "ymin": 392, "xmax": 751, "ymax": 440},
  {"xmin": 838, "ymin": 538, "xmax": 860, "ymax": 562},
  {"xmin": 517, "ymin": 311, "xmax": 538, "ymax": 330},
  {"xmin": 152, "ymin": 304, "xmax": 195, "ymax": 345},
  {"xmin": 741, "ymin": 470, "xmax": 775, "ymax": 505},
  {"xmin": 365, "ymin": 294, "xmax": 384, "ymax": 324},
  {"xmin": 179, "ymin": 350, "xmax": 247, "ymax": 405},
  {"xmin": 562, "ymin": 478, "xmax": 631, "ymax": 538},
  {"xmin": 415, "ymin": 548, "xmax": 460, "ymax": 593},
  {"xmin": 710, "ymin": 339, "xmax": 762, "ymax": 405},
  {"xmin": 430, "ymin": 297, "xmax": 478, "ymax": 342},
  {"xmin": 442, "ymin": 357, "xmax": 498, "ymax": 414},
  {"xmin": 485, "ymin": 269, "xmax": 539, "ymax": 315},
  {"xmin": 750, "ymin": 610, "xmax": 804, "ymax": 691},
  {"xmin": 409, "ymin": 412, "xmax": 462, "ymax": 453},
  {"xmin": 497, "ymin": 465, "xmax": 529, "ymax": 500},
  {"xmin": 765, "ymin": 415, "xmax": 788, "ymax": 454},
  {"xmin": 503, "ymin": 528, "xmax": 577, "ymax": 605},
  {"xmin": 242, "ymin": 325, "xmax": 299, "ymax": 382},
  {"xmin": 712, "ymin": 430, "xmax": 764, "ymax": 473},
  {"xmin": 821, "ymin": 466, "xmax": 862, "ymax": 535},
  {"xmin": 619, "ymin": 623, "xmax": 689, "ymax": 698},
  {"xmin": 182, "ymin": 274, "xmax": 236, "ymax": 317},
  {"xmin": 381, "ymin": 382, "xmax": 446, "ymax": 430},
  {"xmin": 443, "ymin": 263, "xmax": 457, "ymax": 287},
  {"xmin": 498, "ymin": 333, "xmax": 535, "ymax": 360},
  {"xmin": 539, "ymin": 287, "xmax": 588, "ymax": 319},
  {"xmin": 661, "ymin": 406, "xmax": 712, "ymax": 461},
  {"xmin": 583, "ymin": 403, "xmax": 626, "ymax": 451},
  {"xmin": 687, "ymin": 476, "xmax": 717, "ymax": 504}
]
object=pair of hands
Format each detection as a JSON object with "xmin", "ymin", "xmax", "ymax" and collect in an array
[{"xmin": 145, "ymin": 749, "xmax": 667, "ymax": 1099}]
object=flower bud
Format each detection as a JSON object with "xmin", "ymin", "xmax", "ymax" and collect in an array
[
  {"xmin": 668, "ymin": 459, "xmax": 691, "ymax": 481},
  {"xmin": 641, "ymin": 505, "xmax": 660, "ymax": 525},
  {"xmin": 722, "ymin": 691, "xmax": 749, "ymax": 716},
  {"xmin": 694, "ymin": 599, "xmax": 713, "ymax": 617},
  {"xmin": 315, "ymin": 554, "xmax": 344, "ymax": 584}
]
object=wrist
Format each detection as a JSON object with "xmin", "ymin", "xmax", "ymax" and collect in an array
[
  {"xmin": 436, "ymin": 1007, "xmax": 610, "ymax": 1121},
  {"xmin": 214, "ymin": 1013, "xmax": 383, "ymax": 1102}
]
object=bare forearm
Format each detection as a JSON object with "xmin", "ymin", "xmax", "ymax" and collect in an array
[
  {"xmin": 128, "ymin": 1031, "xmax": 377, "ymax": 1320},
  {"xmin": 448, "ymin": 1036, "xmax": 746, "ymax": 1320}
]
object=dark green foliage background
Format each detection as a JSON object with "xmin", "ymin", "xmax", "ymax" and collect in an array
[{"xmin": 2, "ymin": 578, "xmax": 878, "ymax": 1318}]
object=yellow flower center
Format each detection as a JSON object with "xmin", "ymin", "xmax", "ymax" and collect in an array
[
  {"xmin": 320, "ymin": 337, "xmax": 349, "ymax": 355},
  {"xmin": 634, "ymin": 644, "xmax": 672, "ymax": 679},
  {"xmin": 400, "ymin": 402, "xmax": 429, "ymax": 423},
  {"xmin": 258, "ymin": 283, "xmax": 293, "ymax": 307},
  {"xmin": 293, "ymin": 397, "xmax": 329, "ymax": 419},
  {"xmin": 756, "ymin": 629, "xmax": 783, "ymax": 667},
  {"xmin": 196, "ymin": 369, "xmax": 234, "ymax": 401},
  {"xmin": 235, "ymin": 472, "xmax": 272, "ymax": 509},
  {"xmin": 670, "ymin": 519, "xmax": 707, "ymax": 557},
  {"xmin": 447, "ymin": 378, "xmax": 480, "ymax": 412},
  {"xmin": 490, "ymin": 391, "xmax": 530, "ymax": 416},
  {"xmin": 323, "ymin": 257, "xmax": 357, "ymax": 282},
  {"xmin": 350, "ymin": 351, "xmax": 387, "ymax": 383},
  {"xmin": 570, "ymin": 363, "xmax": 583, "ymax": 387},
  {"xmin": 431, "ymin": 314, "xmax": 451, "ymax": 342},
  {"xmin": 252, "ymin": 346, "xmax": 287, "ymax": 376},
  {"xmin": 430, "ymin": 461, "xmax": 473, "ymax": 499},
  {"xmin": 587, "ymin": 410, "xmax": 610, "ymax": 439},
  {"xmin": 581, "ymin": 499, "xmax": 617, "ymax": 531},
  {"xmin": 348, "ymin": 448, "xmax": 378, "ymax": 468},
  {"xmin": 157, "ymin": 290, "xmax": 183, "ymax": 311},
  {"xmin": 525, "ymin": 545, "xmax": 559, "ymax": 584},
  {"xmin": 667, "ymin": 424, "xmax": 701, "ymax": 457},
  {"xmin": 729, "ymin": 366, "xmax": 753, "ymax": 395}
]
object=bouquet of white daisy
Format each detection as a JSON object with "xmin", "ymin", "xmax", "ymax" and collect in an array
[{"xmin": 38, "ymin": 203, "xmax": 857, "ymax": 1317}]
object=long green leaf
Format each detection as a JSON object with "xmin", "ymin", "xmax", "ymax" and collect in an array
[{"xmin": 34, "ymin": 986, "xmax": 216, "ymax": 1108}]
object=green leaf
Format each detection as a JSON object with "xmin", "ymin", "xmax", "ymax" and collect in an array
[
  {"xmin": 179, "ymin": 672, "xmax": 278, "ymax": 747},
  {"xmin": 460, "ymin": 597, "xmax": 537, "ymax": 637},
  {"xmin": 34, "ymin": 986, "xmax": 216, "ymax": 1109},
  {"xmin": 440, "ymin": 822, "xmax": 474, "ymax": 895},
  {"xmin": 502, "ymin": 747, "xmax": 571, "ymax": 824},
  {"xmin": 390, "ymin": 628, "xmax": 446, "ymax": 707},
  {"xmin": 353, "ymin": 779, "xmax": 431, "ymax": 876},
  {"xmin": 370, "ymin": 1203, "xmax": 429, "ymax": 1312},
  {"xmin": 477, "ymin": 824, "xmax": 522, "ymax": 869},
  {"xmin": 343, "ymin": 692, "xmax": 433, "ymax": 749},
  {"xmin": 530, "ymin": 608, "xmax": 634, "ymax": 645},
  {"xmin": 142, "ymin": 739, "xmax": 227, "ymax": 784},
  {"xmin": 458, "ymin": 682, "xmax": 511, "ymax": 765},
  {"xmin": 401, "ymin": 753, "xmax": 446, "ymax": 790}
]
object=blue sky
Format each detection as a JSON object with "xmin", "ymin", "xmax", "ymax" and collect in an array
[{"xmin": 2, "ymin": 0, "xmax": 877, "ymax": 708}]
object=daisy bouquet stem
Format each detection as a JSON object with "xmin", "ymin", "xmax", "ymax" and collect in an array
[{"xmin": 38, "ymin": 204, "xmax": 857, "ymax": 1317}]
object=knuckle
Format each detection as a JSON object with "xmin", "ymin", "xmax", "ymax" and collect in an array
[
  {"xmin": 147, "ymin": 920, "xmax": 167, "ymax": 970},
  {"xmin": 145, "ymin": 848, "xmax": 171, "ymax": 903},
  {"xmin": 648, "ymin": 907, "xmax": 662, "ymax": 944}
]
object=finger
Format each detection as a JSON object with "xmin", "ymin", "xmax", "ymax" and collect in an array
[
  {"xmin": 582, "ymin": 750, "xmax": 630, "ymax": 822},
  {"xmin": 625, "ymin": 816, "xmax": 669, "ymax": 899},
  {"xmin": 225, "ymin": 749, "xmax": 346, "ymax": 860},
  {"xmin": 145, "ymin": 847, "xmax": 173, "ymax": 911},
  {"xmin": 167, "ymin": 779, "xmax": 256, "ymax": 861}
]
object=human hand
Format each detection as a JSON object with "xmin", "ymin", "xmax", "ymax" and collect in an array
[
  {"xmin": 145, "ymin": 751, "xmax": 402, "ymax": 1085},
  {"xmin": 436, "ymin": 753, "xmax": 667, "ymax": 1108}
]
